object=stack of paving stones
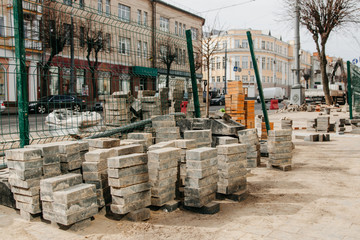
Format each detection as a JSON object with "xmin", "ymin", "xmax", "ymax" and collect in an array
[
  {"xmin": 267, "ymin": 129, "xmax": 293, "ymax": 171},
  {"xmin": 108, "ymin": 153, "xmax": 151, "ymax": 221},
  {"xmin": 184, "ymin": 130, "xmax": 212, "ymax": 148},
  {"xmin": 216, "ymin": 144, "xmax": 248, "ymax": 201},
  {"xmin": 336, "ymin": 119, "xmax": 346, "ymax": 135},
  {"xmin": 127, "ymin": 133, "xmax": 153, "ymax": 151},
  {"xmin": 120, "ymin": 139, "xmax": 147, "ymax": 152},
  {"xmin": 86, "ymin": 138, "xmax": 120, "ymax": 151},
  {"xmin": 104, "ymin": 92, "xmax": 130, "ymax": 127},
  {"xmin": 25, "ymin": 143, "xmax": 61, "ymax": 178},
  {"xmin": 307, "ymin": 119, "xmax": 317, "ymax": 131},
  {"xmin": 238, "ymin": 129, "xmax": 260, "ymax": 168},
  {"xmin": 317, "ymin": 116, "xmax": 330, "ymax": 132},
  {"xmin": 184, "ymin": 147, "xmax": 219, "ymax": 214},
  {"xmin": 141, "ymin": 95, "xmax": 162, "ymax": 119},
  {"xmin": 6, "ymin": 148, "xmax": 43, "ymax": 220},
  {"xmin": 152, "ymin": 115, "xmax": 180, "ymax": 143},
  {"xmin": 281, "ymin": 118, "xmax": 293, "ymax": 130},
  {"xmin": 78, "ymin": 141, "xmax": 90, "ymax": 162},
  {"xmin": 147, "ymin": 147, "xmax": 180, "ymax": 210},
  {"xmin": 215, "ymin": 136, "xmax": 239, "ymax": 146},
  {"xmin": 55, "ymin": 141, "xmax": 83, "ymax": 174},
  {"xmin": 40, "ymin": 173, "xmax": 98, "ymax": 226},
  {"xmin": 83, "ymin": 148, "xmax": 117, "ymax": 208},
  {"xmin": 148, "ymin": 141, "xmax": 175, "ymax": 151}
]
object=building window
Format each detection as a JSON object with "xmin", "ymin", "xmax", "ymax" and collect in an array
[
  {"xmin": 261, "ymin": 41, "xmax": 265, "ymax": 49},
  {"xmin": 119, "ymin": 37, "xmax": 130, "ymax": 55},
  {"xmin": 98, "ymin": 0, "xmax": 102, "ymax": 14},
  {"xmin": 137, "ymin": 10, "xmax": 142, "ymax": 25},
  {"xmin": 0, "ymin": 65, "xmax": 6, "ymax": 100},
  {"xmin": 118, "ymin": 4, "xmax": 130, "ymax": 22},
  {"xmin": 270, "ymin": 77, "xmax": 273, "ymax": 83},
  {"xmin": 49, "ymin": 67, "xmax": 59, "ymax": 95},
  {"xmin": 98, "ymin": 71, "xmax": 111, "ymax": 95},
  {"xmin": 222, "ymin": 76, "xmax": 225, "ymax": 82},
  {"xmin": 242, "ymin": 39, "xmax": 248, "ymax": 48},
  {"xmin": 175, "ymin": 21, "xmax": 178, "ymax": 35},
  {"xmin": 234, "ymin": 56, "xmax": 240, "ymax": 68},
  {"xmin": 250, "ymin": 75, "xmax": 255, "ymax": 82},
  {"xmin": 211, "ymin": 77, "xmax": 215, "ymax": 83},
  {"xmin": 262, "ymin": 76, "xmax": 265, "ymax": 82},
  {"xmin": 267, "ymin": 58, "xmax": 270, "ymax": 70},
  {"xmin": 182, "ymin": 49, "xmax": 186, "ymax": 65},
  {"xmin": 235, "ymin": 76, "xmax": 240, "ymax": 81},
  {"xmin": 137, "ymin": 40, "xmax": 142, "ymax": 57},
  {"xmin": 267, "ymin": 76, "xmax": 270, "ymax": 83},
  {"xmin": 179, "ymin": 23, "xmax": 182, "ymax": 36},
  {"xmin": 222, "ymin": 57, "xmax": 225, "ymax": 69},
  {"xmin": 216, "ymin": 76, "xmax": 220, "ymax": 82},
  {"xmin": 143, "ymin": 42, "xmax": 148, "ymax": 58},
  {"xmin": 79, "ymin": 0, "xmax": 84, "ymax": 9},
  {"xmin": 242, "ymin": 75, "xmax": 248, "ymax": 82},
  {"xmin": 211, "ymin": 58, "xmax": 215, "ymax": 71},
  {"xmin": 0, "ymin": 17, "xmax": 6, "ymax": 37},
  {"xmin": 79, "ymin": 27, "xmax": 85, "ymax": 47},
  {"xmin": 262, "ymin": 57, "xmax": 266, "ymax": 69},
  {"xmin": 216, "ymin": 57, "xmax": 221, "ymax": 70},
  {"xmin": 106, "ymin": 0, "xmax": 110, "ymax": 16},
  {"xmin": 76, "ymin": 69, "xmax": 85, "ymax": 95},
  {"xmin": 160, "ymin": 16, "xmax": 169, "ymax": 32},
  {"xmin": 183, "ymin": 24, "xmax": 186, "ymax": 36},
  {"xmin": 63, "ymin": 23, "xmax": 71, "ymax": 45},
  {"xmin": 143, "ymin": 11, "xmax": 148, "ymax": 26},
  {"xmin": 250, "ymin": 59, "xmax": 253, "ymax": 69},
  {"xmin": 242, "ymin": 56, "xmax": 248, "ymax": 69},
  {"xmin": 191, "ymin": 27, "xmax": 198, "ymax": 40},
  {"xmin": 235, "ymin": 40, "xmax": 240, "ymax": 48},
  {"xmin": 105, "ymin": 33, "xmax": 111, "ymax": 52}
]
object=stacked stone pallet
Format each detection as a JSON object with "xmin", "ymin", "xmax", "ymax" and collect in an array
[
  {"xmin": 187, "ymin": 84, "xmax": 206, "ymax": 118},
  {"xmin": 317, "ymin": 116, "xmax": 330, "ymax": 132},
  {"xmin": 225, "ymin": 81, "xmax": 245, "ymax": 125},
  {"xmin": 244, "ymin": 100, "xmax": 255, "ymax": 129},
  {"xmin": 40, "ymin": 173, "xmax": 98, "ymax": 226},
  {"xmin": 83, "ymin": 148, "xmax": 117, "ymax": 208},
  {"xmin": 141, "ymin": 96, "xmax": 162, "ymax": 119},
  {"xmin": 104, "ymin": 92, "xmax": 130, "ymax": 126},
  {"xmin": 268, "ymin": 129, "xmax": 293, "ymax": 171},
  {"xmin": 184, "ymin": 130, "xmax": 212, "ymax": 148},
  {"xmin": 56, "ymin": 141, "xmax": 83, "ymax": 174},
  {"xmin": 336, "ymin": 119, "xmax": 346, "ymax": 134},
  {"xmin": 6, "ymin": 148, "xmax": 43, "ymax": 220},
  {"xmin": 152, "ymin": 115, "xmax": 180, "ymax": 143},
  {"xmin": 25, "ymin": 143, "xmax": 61, "ymax": 179},
  {"xmin": 281, "ymin": 118, "xmax": 293, "ymax": 130},
  {"xmin": 238, "ymin": 129, "xmax": 260, "ymax": 168},
  {"xmin": 127, "ymin": 133, "xmax": 153, "ymax": 151},
  {"xmin": 173, "ymin": 140, "xmax": 196, "ymax": 198},
  {"xmin": 184, "ymin": 147, "xmax": 218, "ymax": 208},
  {"xmin": 216, "ymin": 144, "xmax": 247, "ymax": 196},
  {"xmin": 148, "ymin": 147, "xmax": 180, "ymax": 207},
  {"xmin": 108, "ymin": 153, "xmax": 151, "ymax": 220}
]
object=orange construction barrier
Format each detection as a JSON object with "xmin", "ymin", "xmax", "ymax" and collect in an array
[{"xmin": 270, "ymin": 99, "xmax": 279, "ymax": 110}]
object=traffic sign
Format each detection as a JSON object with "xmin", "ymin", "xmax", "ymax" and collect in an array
[
  {"xmin": 233, "ymin": 66, "xmax": 238, "ymax": 72},
  {"xmin": 353, "ymin": 58, "xmax": 359, "ymax": 64}
]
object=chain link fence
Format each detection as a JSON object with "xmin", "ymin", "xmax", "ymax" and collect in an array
[
  {"xmin": 0, "ymin": 0, "xmax": 203, "ymax": 167},
  {"xmin": 349, "ymin": 63, "xmax": 360, "ymax": 118}
]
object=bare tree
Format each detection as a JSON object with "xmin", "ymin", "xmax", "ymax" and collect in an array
[
  {"xmin": 284, "ymin": 0, "xmax": 360, "ymax": 105},
  {"xmin": 158, "ymin": 39, "xmax": 178, "ymax": 88},
  {"xmin": 201, "ymin": 27, "xmax": 223, "ymax": 117},
  {"xmin": 40, "ymin": 1, "xmax": 71, "ymax": 97},
  {"xmin": 79, "ymin": 17, "xmax": 104, "ymax": 99}
]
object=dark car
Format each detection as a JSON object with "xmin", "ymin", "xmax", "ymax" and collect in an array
[
  {"xmin": 29, "ymin": 95, "xmax": 86, "ymax": 114},
  {"xmin": 210, "ymin": 95, "xmax": 225, "ymax": 106}
]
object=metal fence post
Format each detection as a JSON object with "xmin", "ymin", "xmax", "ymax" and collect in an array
[
  {"xmin": 347, "ymin": 61, "xmax": 353, "ymax": 120},
  {"xmin": 13, "ymin": 0, "xmax": 30, "ymax": 147},
  {"xmin": 186, "ymin": 30, "xmax": 201, "ymax": 118},
  {"xmin": 247, "ymin": 31, "xmax": 270, "ymax": 133}
]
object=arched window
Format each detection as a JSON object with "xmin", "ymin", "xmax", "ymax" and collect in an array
[{"xmin": 0, "ymin": 65, "xmax": 6, "ymax": 100}]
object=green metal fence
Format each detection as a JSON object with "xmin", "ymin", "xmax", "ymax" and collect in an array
[
  {"xmin": 0, "ymin": 0, "xmax": 203, "ymax": 167},
  {"xmin": 349, "ymin": 63, "xmax": 360, "ymax": 118}
]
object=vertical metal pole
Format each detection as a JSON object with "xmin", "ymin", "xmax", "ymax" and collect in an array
[
  {"xmin": 69, "ymin": 16, "xmax": 75, "ymax": 94},
  {"xmin": 224, "ymin": 43, "xmax": 227, "ymax": 94},
  {"xmin": 347, "ymin": 61, "xmax": 353, "ymax": 119},
  {"xmin": 13, "ymin": 0, "xmax": 30, "ymax": 147},
  {"xmin": 295, "ymin": 0, "xmax": 301, "ymax": 86},
  {"xmin": 186, "ymin": 30, "xmax": 201, "ymax": 118},
  {"xmin": 247, "ymin": 31, "xmax": 270, "ymax": 132}
]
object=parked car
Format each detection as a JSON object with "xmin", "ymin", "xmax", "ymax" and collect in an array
[
  {"xmin": 257, "ymin": 87, "xmax": 284, "ymax": 103},
  {"xmin": 0, "ymin": 100, "xmax": 5, "ymax": 113},
  {"xmin": 29, "ymin": 95, "xmax": 86, "ymax": 114},
  {"xmin": 210, "ymin": 95, "xmax": 225, "ymax": 106}
]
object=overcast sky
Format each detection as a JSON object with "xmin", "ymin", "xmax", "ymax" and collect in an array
[{"xmin": 164, "ymin": 0, "xmax": 360, "ymax": 65}]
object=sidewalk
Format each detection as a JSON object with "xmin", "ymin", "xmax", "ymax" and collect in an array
[{"xmin": 1, "ymin": 110, "xmax": 360, "ymax": 240}]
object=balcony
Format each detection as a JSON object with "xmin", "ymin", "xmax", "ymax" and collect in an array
[{"xmin": 7, "ymin": 0, "xmax": 42, "ymax": 14}]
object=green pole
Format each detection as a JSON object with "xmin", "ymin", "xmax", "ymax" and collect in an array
[
  {"xmin": 13, "ymin": 0, "xmax": 30, "ymax": 147},
  {"xmin": 247, "ymin": 31, "xmax": 270, "ymax": 132},
  {"xmin": 347, "ymin": 61, "xmax": 353, "ymax": 120},
  {"xmin": 186, "ymin": 29, "xmax": 201, "ymax": 118}
]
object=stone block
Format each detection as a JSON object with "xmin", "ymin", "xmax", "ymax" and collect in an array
[
  {"xmin": 53, "ymin": 184, "xmax": 96, "ymax": 204},
  {"xmin": 85, "ymin": 149, "xmax": 117, "ymax": 162},
  {"xmin": 216, "ymin": 137, "xmax": 238, "ymax": 145},
  {"xmin": 186, "ymin": 148, "xmax": 217, "ymax": 161},
  {"xmin": 40, "ymin": 174, "xmax": 82, "ymax": 201},
  {"xmin": 148, "ymin": 157, "xmax": 178, "ymax": 171},
  {"xmin": 184, "ymin": 193, "xmax": 215, "ymax": 208},
  {"xmin": 82, "ymin": 160, "xmax": 107, "ymax": 172},
  {"xmin": 60, "ymin": 159, "xmax": 82, "ymax": 172},
  {"xmin": 108, "ymin": 164, "xmax": 148, "ymax": 179},
  {"xmin": 150, "ymin": 175, "xmax": 177, "ymax": 188},
  {"xmin": 148, "ymin": 147, "xmax": 181, "ymax": 162},
  {"xmin": 6, "ymin": 148, "xmax": 42, "ymax": 161},
  {"xmin": 112, "ymin": 144, "xmax": 144, "ymax": 156},
  {"xmin": 216, "ymin": 144, "xmax": 246, "ymax": 155},
  {"xmin": 185, "ymin": 174, "xmax": 218, "ymax": 188},
  {"xmin": 25, "ymin": 144, "xmax": 60, "ymax": 157},
  {"xmin": 184, "ymin": 130, "xmax": 212, "ymax": 141},
  {"xmin": 112, "ymin": 190, "xmax": 150, "ymax": 205},
  {"xmin": 127, "ymin": 133, "xmax": 153, "ymax": 147},
  {"xmin": 148, "ymin": 141, "xmax": 176, "ymax": 151},
  {"xmin": 151, "ymin": 191, "xmax": 175, "ymax": 206},
  {"xmin": 186, "ymin": 157, "xmax": 217, "ymax": 170},
  {"xmin": 108, "ymin": 173, "xmax": 149, "ymax": 188},
  {"xmin": 126, "ymin": 208, "xmax": 150, "ymax": 221},
  {"xmin": 151, "ymin": 115, "xmax": 175, "ymax": 122},
  {"xmin": 86, "ymin": 138, "xmax": 120, "ymax": 149},
  {"xmin": 52, "ymin": 196, "xmax": 98, "ymax": 215},
  {"xmin": 152, "ymin": 121, "xmax": 176, "ymax": 128},
  {"xmin": 50, "ymin": 206, "xmax": 98, "ymax": 226},
  {"xmin": 155, "ymin": 127, "xmax": 180, "ymax": 134},
  {"xmin": 111, "ymin": 198, "xmax": 151, "ymax": 214},
  {"xmin": 85, "ymin": 179, "xmax": 108, "ymax": 189},
  {"xmin": 15, "ymin": 201, "xmax": 41, "ymax": 214},
  {"xmin": 7, "ymin": 159, "xmax": 43, "ymax": 171},
  {"xmin": 9, "ymin": 168, "xmax": 42, "ymax": 181},
  {"xmin": 184, "ymin": 183, "xmax": 217, "ymax": 198},
  {"xmin": 77, "ymin": 141, "xmax": 89, "ymax": 152},
  {"xmin": 218, "ymin": 153, "xmax": 246, "ymax": 163},
  {"xmin": 11, "ymin": 186, "xmax": 40, "ymax": 196},
  {"xmin": 14, "ymin": 194, "xmax": 40, "ymax": 205},
  {"xmin": 59, "ymin": 153, "xmax": 81, "ymax": 163},
  {"xmin": 173, "ymin": 139, "xmax": 196, "ymax": 149},
  {"xmin": 269, "ymin": 153, "xmax": 293, "ymax": 160},
  {"xmin": 42, "ymin": 155, "xmax": 60, "ymax": 165},
  {"xmin": 9, "ymin": 177, "xmax": 40, "ymax": 189},
  {"xmin": 107, "ymin": 153, "xmax": 147, "ymax": 169},
  {"xmin": 83, "ymin": 170, "xmax": 108, "ymax": 181},
  {"xmin": 149, "ymin": 167, "xmax": 177, "ymax": 181},
  {"xmin": 150, "ymin": 183, "xmax": 176, "ymax": 196},
  {"xmin": 268, "ymin": 129, "xmax": 292, "ymax": 137},
  {"xmin": 111, "ymin": 182, "xmax": 151, "ymax": 196},
  {"xmin": 186, "ymin": 165, "xmax": 217, "ymax": 179}
]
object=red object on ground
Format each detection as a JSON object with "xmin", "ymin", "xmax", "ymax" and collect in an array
[
  {"xmin": 270, "ymin": 99, "xmax": 279, "ymax": 110},
  {"xmin": 181, "ymin": 101, "xmax": 188, "ymax": 114}
]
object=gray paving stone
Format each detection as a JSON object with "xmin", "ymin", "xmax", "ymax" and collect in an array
[{"xmin": 107, "ymin": 153, "xmax": 147, "ymax": 169}]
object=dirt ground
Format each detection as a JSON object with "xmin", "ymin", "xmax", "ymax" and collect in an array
[{"xmin": 1, "ymin": 108, "xmax": 360, "ymax": 240}]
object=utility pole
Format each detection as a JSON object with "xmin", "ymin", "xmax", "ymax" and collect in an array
[
  {"xmin": 69, "ymin": 15, "xmax": 75, "ymax": 95},
  {"xmin": 224, "ymin": 43, "xmax": 227, "ymax": 94},
  {"xmin": 290, "ymin": 0, "xmax": 304, "ymax": 105}
]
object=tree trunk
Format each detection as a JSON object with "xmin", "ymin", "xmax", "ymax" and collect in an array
[
  {"xmin": 40, "ymin": 53, "xmax": 55, "ymax": 97},
  {"xmin": 320, "ymin": 46, "xmax": 332, "ymax": 105},
  {"xmin": 206, "ymin": 58, "xmax": 210, "ymax": 118},
  {"xmin": 166, "ymin": 65, "xmax": 170, "ymax": 88}
]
